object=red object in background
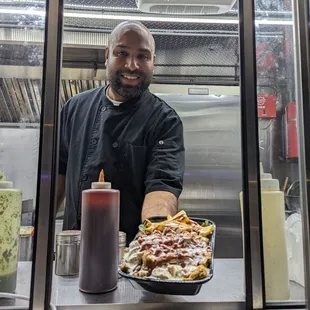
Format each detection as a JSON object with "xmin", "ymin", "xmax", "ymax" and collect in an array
[
  {"xmin": 256, "ymin": 42, "xmax": 278, "ymax": 71},
  {"xmin": 257, "ymin": 94, "xmax": 277, "ymax": 118},
  {"xmin": 286, "ymin": 102, "xmax": 298, "ymax": 159}
]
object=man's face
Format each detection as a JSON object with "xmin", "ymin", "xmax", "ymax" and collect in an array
[{"xmin": 105, "ymin": 28, "xmax": 155, "ymax": 100}]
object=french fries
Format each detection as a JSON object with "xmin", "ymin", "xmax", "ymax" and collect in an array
[
  {"xmin": 141, "ymin": 210, "xmax": 214, "ymax": 237},
  {"xmin": 121, "ymin": 210, "xmax": 214, "ymax": 281}
]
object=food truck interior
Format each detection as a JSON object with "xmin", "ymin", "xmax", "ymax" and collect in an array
[{"xmin": 0, "ymin": 0, "xmax": 310, "ymax": 309}]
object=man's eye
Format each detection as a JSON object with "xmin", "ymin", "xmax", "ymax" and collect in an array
[
  {"xmin": 139, "ymin": 54, "xmax": 149, "ymax": 60},
  {"xmin": 118, "ymin": 51, "xmax": 128, "ymax": 57}
]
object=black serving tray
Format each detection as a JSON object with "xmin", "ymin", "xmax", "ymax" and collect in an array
[{"xmin": 119, "ymin": 216, "xmax": 216, "ymax": 296}]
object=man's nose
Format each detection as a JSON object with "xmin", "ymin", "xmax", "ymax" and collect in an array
[{"xmin": 125, "ymin": 57, "xmax": 139, "ymax": 71}]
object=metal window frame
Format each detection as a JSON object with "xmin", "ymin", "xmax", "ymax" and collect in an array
[
  {"xmin": 29, "ymin": 0, "xmax": 64, "ymax": 309},
  {"xmin": 239, "ymin": 0, "xmax": 265, "ymax": 309},
  {"xmin": 27, "ymin": 0, "xmax": 310, "ymax": 309},
  {"xmin": 292, "ymin": 0, "xmax": 310, "ymax": 309},
  {"xmin": 26, "ymin": 0, "xmax": 262, "ymax": 309}
]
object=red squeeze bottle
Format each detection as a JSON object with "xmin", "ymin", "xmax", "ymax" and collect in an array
[{"xmin": 79, "ymin": 170, "xmax": 120, "ymax": 293}]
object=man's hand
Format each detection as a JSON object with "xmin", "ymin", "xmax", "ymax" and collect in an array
[{"xmin": 141, "ymin": 191, "xmax": 177, "ymax": 221}]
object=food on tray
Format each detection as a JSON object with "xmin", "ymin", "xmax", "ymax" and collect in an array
[{"xmin": 120, "ymin": 210, "xmax": 214, "ymax": 281}]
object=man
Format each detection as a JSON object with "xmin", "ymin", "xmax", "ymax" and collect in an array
[{"xmin": 57, "ymin": 20, "xmax": 185, "ymax": 243}]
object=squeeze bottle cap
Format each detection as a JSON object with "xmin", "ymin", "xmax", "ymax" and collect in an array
[
  {"xmin": 260, "ymin": 172, "xmax": 280, "ymax": 191},
  {"xmin": 91, "ymin": 169, "xmax": 111, "ymax": 189},
  {"xmin": 0, "ymin": 172, "xmax": 13, "ymax": 189},
  {"xmin": 91, "ymin": 182, "xmax": 111, "ymax": 189}
]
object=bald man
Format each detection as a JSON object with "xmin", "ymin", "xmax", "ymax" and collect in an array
[{"xmin": 57, "ymin": 21, "xmax": 185, "ymax": 244}]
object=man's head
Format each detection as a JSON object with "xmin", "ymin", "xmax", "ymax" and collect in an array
[{"xmin": 105, "ymin": 21, "xmax": 156, "ymax": 101}]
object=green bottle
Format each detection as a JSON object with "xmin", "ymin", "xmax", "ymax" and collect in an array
[{"xmin": 0, "ymin": 172, "xmax": 22, "ymax": 293}]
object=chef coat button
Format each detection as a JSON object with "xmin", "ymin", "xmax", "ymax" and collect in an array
[
  {"xmin": 91, "ymin": 138, "xmax": 98, "ymax": 145},
  {"xmin": 81, "ymin": 175, "xmax": 88, "ymax": 181},
  {"xmin": 159, "ymin": 140, "xmax": 164, "ymax": 145},
  {"xmin": 101, "ymin": 106, "xmax": 107, "ymax": 112},
  {"xmin": 113, "ymin": 142, "xmax": 118, "ymax": 148},
  {"xmin": 77, "ymin": 213, "xmax": 81, "ymax": 221}
]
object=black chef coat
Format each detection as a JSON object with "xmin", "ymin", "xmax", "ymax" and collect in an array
[{"xmin": 59, "ymin": 86, "xmax": 185, "ymax": 243}]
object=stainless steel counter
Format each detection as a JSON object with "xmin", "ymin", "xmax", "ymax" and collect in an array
[{"xmin": 0, "ymin": 259, "xmax": 305, "ymax": 309}]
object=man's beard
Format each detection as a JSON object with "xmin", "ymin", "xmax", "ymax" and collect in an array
[{"xmin": 107, "ymin": 69, "xmax": 153, "ymax": 100}]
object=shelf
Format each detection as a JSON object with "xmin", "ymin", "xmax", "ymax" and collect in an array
[{"xmin": 0, "ymin": 122, "xmax": 40, "ymax": 128}]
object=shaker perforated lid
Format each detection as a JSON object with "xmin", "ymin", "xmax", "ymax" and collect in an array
[{"xmin": 56, "ymin": 230, "xmax": 81, "ymax": 244}]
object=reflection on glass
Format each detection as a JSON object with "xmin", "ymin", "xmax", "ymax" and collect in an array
[
  {"xmin": 51, "ymin": 0, "xmax": 244, "ymax": 307},
  {"xmin": 254, "ymin": 0, "xmax": 305, "ymax": 303},
  {"xmin": 0, "ymin": 1, "xmax": 45, "ymax": 308}
]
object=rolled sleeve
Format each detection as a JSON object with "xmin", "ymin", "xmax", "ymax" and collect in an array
[{"xmin": 145, "ymin": 110, "xmax": 185, "ymax": 198}]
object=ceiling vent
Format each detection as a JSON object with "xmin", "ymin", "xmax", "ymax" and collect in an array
[{"xmin": 136, "ymin": 0, "xmax": 236, "ymax": 15}]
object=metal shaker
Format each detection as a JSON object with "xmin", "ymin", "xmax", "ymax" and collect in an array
[
  {"xmin": 18, "ymin": 226, "xmax": 34, "ymax": 261},
  {"xmin": 55, "ymin": 230, "xmax": 81, "ymax": 276}
]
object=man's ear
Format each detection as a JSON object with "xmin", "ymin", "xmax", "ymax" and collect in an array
[
  {"xmin": 152, "ymin": 54, "xmax": 156, "ymax": 73},
  {"xmin": 105, "ymin": 47, "xmax": 109, "ymax": 66}
]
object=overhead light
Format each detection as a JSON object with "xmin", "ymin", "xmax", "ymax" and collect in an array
[
  {"xmin": 0, "ymin": 8, "xmax": 46, "ymax": 17},
  {"xmin": 64, "ymin": 12, "xmax": 238, "ymax": 24},
  {"xmin": 256, "ymin": 20, "xmax": 293, "ymax": 25},
  {"xmin": 65, "ymin": 4, "xmax": 138, "ymax": 11},
  {"xmin": 0, "ymin": 8, "xmax": 294, "ymax": 25}
]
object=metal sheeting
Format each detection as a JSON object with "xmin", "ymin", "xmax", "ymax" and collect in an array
[
  {"xmin": 0, "ymin": 78, "xmax": 106, "ymax": 122},
  {"xmin": 0, "ymin": 28, "xmax": 109, "ymax": 47},
  {"xmin": 60, "ymin": 79, "xmax": 105, "ymax": 104},
  {"xmin": 0, "ymin": 23, "xmax": 291, "ymax": 83},
  {"xmin": 0, "ymin": 78, "xmax": 41, "ymax": 123},
  {"xmin": 0, "ymin": 0, "xmax": 295, "ymax": 85},
  {"xmin": 0, "ymin": 0, "xmax": 294, "ymax": 83}
]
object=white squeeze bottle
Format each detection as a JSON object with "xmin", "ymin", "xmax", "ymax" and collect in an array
[{"xmin": 240, "ymin": 165, "xmax": 290, "ymax": 301}]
